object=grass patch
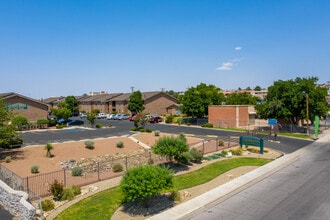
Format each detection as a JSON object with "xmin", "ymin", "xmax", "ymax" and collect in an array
[{"xmin": 55, "ymin": 157, "xmax": 272, "ymax": 219}]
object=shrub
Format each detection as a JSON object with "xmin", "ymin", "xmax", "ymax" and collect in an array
[
  {"xmin": 56, "ymin": 124, "xmax": 65, "ymax": 129},
  {"xmin": 130, "ymin": 127, "xmax": 138, "ymax": 131},
  {"xmin": 229, "ymin": 147, "xmax": 243, "ymax": 156},
  {"xmin": 116, "ymin": 141, "xmax": 124, "ymax": 148},
  {"xmin": 169, "ymin": 190, "xmax": 181, "ymax": 202},
  {"xmin": 147, "ymin": 158, "xmax": 154, "ymax": 165},
  {"xmin": 71, "ymin": 166, "xmax": 83, "ymax": 176},
  {"xmin": 61, "ymin": 188, "xmax": 75, "ymax": 201},
  {"xmin": 50, "ymin": 180, "xmax": 64, "ymax": 200},
  {"xmin": 84, "ymin": 140, "xmax": 94, "ymax": 149},
  {"xmin": 154, "ymin": 130, "xmax": 160, "ymax": 136},
  {"xmin": 182, "ymin": 152, "xmax": 193, "ymax": 163},
  {"xmin": 11, "ymin": 115, "xmax": 28, "ymax": 130},
  {"xmin": 119, "ymin": 165, "xmax": 173, "ymax": 206},
  {"xmin": 95, "ymin": 123, "xmax": 103, "ymax": 128},
  {"xmin": 190, "ymin": 148, "xmax": 203, "ymax": 162},
  {"xmin": 138, "ymin": 128, "xmax": 145, "ymax": 132},
  {"xmin": 4, "ymin": 156, "xmax": 11, "ymax": 163},
  {"xmin": 221, "ymin": 150, "xmax": 227, "ymax": 155},
  {"xmin": 201, "ymin": 123, "xmax": 213, "ymax": 128},
  {"xmin": 37, "ymin": 118, "xmax": 49, "ymax": 127},
  {"xmin": 31, "ymin": 165, "xmax": 39, "ymax": 173},
  {"xmin": 112, "ymin": 163, "xmax": 124, "ymax": 172},
  {"xmin": 146, "ymin": 128, "xmax": 152, "ymax": 133},
  {"xmin": 45, "ymin": 142, "xmax": 54, "ymax": 158},
  {"xmin": 218, "ymin": 139, "xmax": 224, "ymax": 146},
  {"xmin": 41, "ymin": 199, "xmax": 55, "ymax": 211},
  {"xmin": 165, "ymin": 114, "xmax": 174, "ymax": 123},
  {"xmin": 48, "ymin": 119, "xmax": 57, "ymax": 127},
  {"xmin": 71, "ymin": 185, "xmax": 81, "ymax": 196}
]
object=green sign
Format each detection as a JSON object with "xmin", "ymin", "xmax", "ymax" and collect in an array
[
  {"xmin": 314, "ymin": 115, "xmax": 320, "ymax": 138},
  {"xmin": 6, "ymin": 104, "xmax": 28, "ymax": 110},
  {"xmin": 239, "ymin": 136, "xmax": 264, "ymax": 154}
]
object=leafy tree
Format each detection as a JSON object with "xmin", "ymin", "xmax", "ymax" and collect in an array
[
  {"xmin": 245, "ymin": 87, "xmax": 252, "ymax": 90},
  {"xmin": 152, "ymin": 135, "xmax": 190, "ymax": 163},
  {"xmin": 254, "ymin": 86, "xmax": 262, "ymax": 91},
  {"xmin": 133, "ymin": 112, "xmax": 148, "ymax": 129},
  {"xmin": 180, "ymin": 83, "xmax": 225, "ymax": 117},
  {"xmin": 166, "ymin": 90, "xmax": 181, "ymax": 101},
  {"xmin": 64, "ymin": 96, "xmax": 79, "ymax": 114},
  {"xmin": 87, "ymin": 112, "xmax": 96, "ymax": 127},
  {"xmin": 120, "ymin": 165, "xmax": 173, "ymax": 206},
  {"xmin": 45, "ymin": 142, "xmax": 54, "ymax": 158},
  {"xmin": 225, "ymin": 92, "xmax": 258, "ymax": 105},
  {"xmin": 11, "ymin": 115, "xmax": 28, "ymax": 130},
  {"xmin": 128, "ymin": 91, "xmax": 145, "ymax": 115},
  {"xmin": 256, "ymin": 77, "xmax": 328, "ymax": 124},
  {"xmin": 51, "ymin": 102, "xmax": 71, "ymax": 120},
  {"xmin": 0, "ymin": 97, "xmax": 20, "ymax": 148}
]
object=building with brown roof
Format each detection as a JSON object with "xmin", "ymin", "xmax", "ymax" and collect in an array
[{"xmin": 1, "ymin": 93, "xmax": 49, "ymax": 122}]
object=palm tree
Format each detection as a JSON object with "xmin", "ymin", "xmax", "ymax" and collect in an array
[{"xmin": 45, "ymin": 142, "xmax": 54, "ymax": 158}]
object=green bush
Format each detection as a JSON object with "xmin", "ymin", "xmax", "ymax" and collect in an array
[
  {"xmin": 218, "ymin": 139, "xmax": 224, "ymax": 146},
  {"xmin": 61, "ymin": 188, "xmax": 75, "ymax": 201},
  {"xmin": 147, "ymin": 158, "xmax": 154, "ymax": 165},
  {"xmin": 48, "ymin": 119, "xmax": 57, "ymax": 127},
  {"xmin": 130, "ymin": 127, "xmax": 138, "ymax": 131},
  {"xmin": 230, "ymin": 147, "xmax": 243, "ymax": 156},
  {"xmin": 169, "ymin": 190, "xmax": 181, "ymax": 202},
  {"xmin": 71, "ymin": 166, "xmax": 83, "ymax": 176},
  {"xmin": 50, "ymin": 180, "xmax": 64, "ymax": 200},
  {"xmin": 41, "ymin": 199, "xmax": 55, "ymax": 211},
  {"xmin": 31, "ymin": 165, "xmax": 39, "ymax": 173},
  {"xmin": 190, "ymin": 147, "xmax": 203, "ymax": 162},
  {"xmin": 84, "ymin": 140, "xmax": 94, "ymax": 149},
  {"xmin": 221, "ymin": 150, "xmax": 227, "ymax": 155},
  {"xmin": 37, "ymin": 118, "xmax": 49, "ymax": 125},
  {"xmin": 56, "ymin": 124, "xmax": 65, "ymax": 129},
  {"xmin": 138, "ymin": 128, "xmax": 145, "ymax": 132},
  {"xmin": 201, "ymin": 123, "xmax": 213, "ymax": 128},
  {"xmin": 71, "ymin": 185, "xmax": 81, "ymax": 196},
  {"xmin": 11, "ymin": 115, "xmax": 28, "ymax": 130},
  {"xmin": 182, "ymin": 152, "xmax": 193, "ymax": 163},
  {"xmin": 146, "ymin": 128, "xmax": 152, "ymax": 133},
  {"xmin": 116, "ymin": 141, "xmax": 124, "ymax": 148},
  {"xmin": 5, "ymin": 156, "xmax": 11, "ymax": 163},
  {"xmin": 119, "ymin": 165, "xmax": 173, "ymax": 206},
  {"xmin": 165, "ymin": 114, "xmax": 174, "ymax": 123},
  {"xmin": 95, "ymin": 123, "xmax": 103, "ymax": 128},
  {"xmin": 154, "ymin": 130, "xmax": 160, "ymax": 136},
  {"xmin": 112, "ymin": 163, "xmax": 124, "ymax": 172}
]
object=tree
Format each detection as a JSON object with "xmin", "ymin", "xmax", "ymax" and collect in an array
[
  {"xmin": 128, "ymin": 91, "xmax": 145, "ymax": 115},
  {"xmin": 254, "ymin": 86, "xmax": 262, "ymax": 91},
  {"xmin": 256, "ymin": 77, "xmax": 328, "ymax": 124},
  {"xmin": 120, "ymin": 165, "xmax": 173, "ymax": 206},
  {"xmin": 152, "ymin": 135, "xmax": 189, "ymax": 163},
  {"xmin": 0, "ymin": 97, "xmax": 21, "ymax": 148},
  {"xmin": 11, "ymin": 115, "xmax": 28, "ymax": 130},
  {"xmin": 86, "ymin": 112, "xmax": 96, "ymax": 127},
  {"xmin": 64, "ymin": 96, "xmax": 79, "ymax": 114},
  {"xmin": 180, "ymin": 83, "xmax": 225, "ymax": 117},
  {"xmin": 45, "ymin": 142, "xmax": 54, "ymax": 158},
  {"xmin": 225, "ymin": 92, "xmax": 258, "ymax": 105},
  {"xmin": 51, "ymin": 102, "xmax": 71, "ymax": 120}
]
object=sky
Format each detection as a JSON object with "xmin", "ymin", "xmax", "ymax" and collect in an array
[{"xmin": 1, "ymin": 0, "xmax": 329, "ymax": 99}]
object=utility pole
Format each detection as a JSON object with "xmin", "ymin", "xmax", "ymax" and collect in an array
[
  {"xmin": 306, "ymin": 93, "xmax": 309, "ymax": 135},
  {"xmin": 130, "ymin": 87, "xmax": 134, "ymax": 93}
]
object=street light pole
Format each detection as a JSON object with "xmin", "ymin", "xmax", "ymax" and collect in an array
[{"xmin": 306, "ymin": 93, "xmax": 309, "ymax": 135}]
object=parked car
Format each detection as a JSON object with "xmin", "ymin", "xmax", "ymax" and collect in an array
[
  {"xmin": 80, "ymin": 113, "xmax": 87, "ymax": 118},
  {"xmin": 118, "ymin": 114, "xmax": 130, "ymax": 120},
  {"xmin": 148, "ymin": 114, "xmax": 163, "ymax": 123},
  {"xmin": 66, "ymin": 120, "xmax": 84, "ymax": 126},
  {"xmin": 57, "ymin": 118, "xmax": 72, "ymax": 124},
  {"xmin": 97, "ymin": 113, "xmax": 107, "ymax": 119},
  {"xmin": 106, "ymin": 114, "xmax": 116, "ymax": 120}
]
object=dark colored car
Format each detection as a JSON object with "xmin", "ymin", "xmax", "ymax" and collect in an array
[
  {"xmin": 66, "ymin": 120, "xmax": 84, "ymax": 126},
  {"xmin": 57, "ymin": 118, "xmax": 72, "ymax": 124},
  {"xmin": 148, "ymin": 114, "xmax": 163, "ymax": 123}
]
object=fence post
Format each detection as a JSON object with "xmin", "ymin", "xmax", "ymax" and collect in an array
[
  {"xmin": 98, "ymin": 162, "xmax": 100, "ymax": 181},
  {"xmin": 202, "ymin": 140, "xmax": 205, "ymax": 154},
  {"xmin": 63, "ymin": 169, "xmax": 66, "ymax": 187},
  {"xmin": 26, "ymin": 176, "xmax": 29, "ymax": 194}
]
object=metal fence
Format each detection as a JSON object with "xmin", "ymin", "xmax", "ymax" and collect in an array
[{"xmin": 1, "ymin": 135, "xmax": 241, "ymax": 200}]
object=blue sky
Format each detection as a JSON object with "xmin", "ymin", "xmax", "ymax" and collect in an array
[{"xmin": 1, "ymin": 0, "xmax": 329, "ymax": 99}]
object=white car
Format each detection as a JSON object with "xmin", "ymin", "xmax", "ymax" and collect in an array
[
  {"xmin": 97, "ymin": 113, "xmax": 107, "ymax": 119},
  {"xmin": 106, "ymin": 114, "xmax": 116, "ymax": 120}
]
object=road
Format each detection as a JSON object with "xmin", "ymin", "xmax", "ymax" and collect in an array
[
  {"xmin": 21, "ymin": 119, "xmax": 312, "ymax": 154},
  {"xmin": 184, "ymin": 131, "xmax": 330, "ymax": 220}
]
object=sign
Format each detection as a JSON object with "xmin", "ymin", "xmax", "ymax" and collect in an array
[
  {"xmin": 239, "ymin": 136, "xmax": 264, "ymax": 154},
  {"xmin": 268, "ymin": 119, "xmax": 277, "ymax": 125},
  {"xmin": 6, "ymin": 104, "xmax": 28, "ymax": 110}
]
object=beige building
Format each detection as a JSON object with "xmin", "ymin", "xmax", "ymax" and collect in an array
[{"xmin": 1, "ymin": 93, "xmax": 49, "ymax": 122}]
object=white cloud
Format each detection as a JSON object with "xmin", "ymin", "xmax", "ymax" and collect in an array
[
  {"xmin": 216, "ymin": 62, "xmax": 233, "ymax": 71},
  {"xmin": 235, "ymin": 47, "xmax": 242, "ymax": 51}
]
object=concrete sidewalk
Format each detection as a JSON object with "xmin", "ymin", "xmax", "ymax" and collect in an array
[{"xmin": 147, "ymin": 129, "xmax": 330, "ymax": 220}]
